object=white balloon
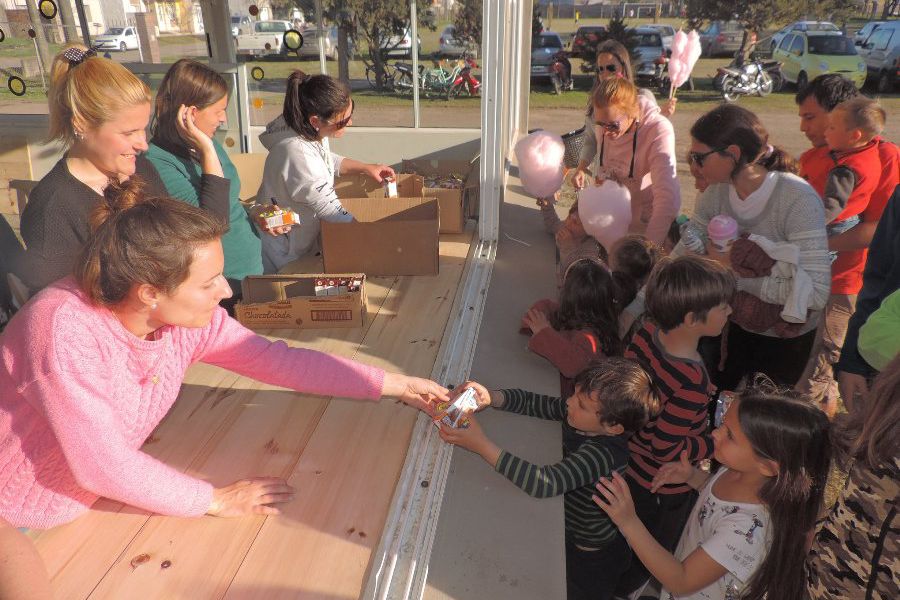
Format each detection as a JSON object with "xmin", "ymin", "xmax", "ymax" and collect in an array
[
  {"xmin": 515, "ymin": 130, "xmax": 565, "ymax": 198},
  {"xmin": 578, "ymin": 180, "xmax": 632, "ymax": 250}
]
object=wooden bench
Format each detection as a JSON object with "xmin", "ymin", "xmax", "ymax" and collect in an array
[{"xmin": 8, "ymin": 179, "xmax": 38, "ymax": 216}]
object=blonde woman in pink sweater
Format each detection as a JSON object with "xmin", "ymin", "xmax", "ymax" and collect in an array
[
  {"xmin": 0, "ymin": 179, "xmax": 448, "ymax": 531},
  {"xmin": 571, "ymin": 78, "xmax": 680, "ymax": 246}
]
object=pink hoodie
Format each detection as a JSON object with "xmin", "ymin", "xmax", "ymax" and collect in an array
[
  {"xmin": 589, "ymin": 95, "xmax": 680, "ymax": 244},
  {"xmin": 0, "ymin": 278, "xmax": 384, "ymax": 529}
]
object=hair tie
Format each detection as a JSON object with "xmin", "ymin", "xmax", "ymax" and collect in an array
[
  {"xmin": 763, "ymin": 144, "xmax": 774, "ymax": 159},
  {"xmin": 63, "ymin": 45, "xmax": 100, "ymax": 66}
]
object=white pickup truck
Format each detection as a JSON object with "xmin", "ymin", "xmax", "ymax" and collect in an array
[{"xmin": 235, "ymin": 20, "xmax": 293, "ymax": 57}]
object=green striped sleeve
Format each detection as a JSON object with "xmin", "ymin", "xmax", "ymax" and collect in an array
[
  {"xmin": 498, "ymin": 389, "xmax": 565, "ymax": 421},
  {"xmin": 494, "ymin": 439, "xmax": 618, "ymax": 499}
]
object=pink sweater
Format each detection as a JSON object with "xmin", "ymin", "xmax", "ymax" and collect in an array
[{"xmin": 0, "ymin": 279, "xmax": 384, "ymax": 529}]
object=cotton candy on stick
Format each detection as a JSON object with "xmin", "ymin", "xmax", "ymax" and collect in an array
[
  {"xmin": 514, "ymin": 130, "xmax": 566, "ymax": 199},
  {"xmin": 672, "ymin": 30, "xmax": 702, "ymax": 98},
  {"xmin": 577, "ymin": 180, "xmax": 632, "ymax": 251},
  {"xmin": 668, "ymin": 29, "xmax": 689, "ymax": 100}
]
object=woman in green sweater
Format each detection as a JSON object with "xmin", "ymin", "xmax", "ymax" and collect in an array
[{"xmin": 147, "ymin": 59, "xmax": 271, "ymax": 308}]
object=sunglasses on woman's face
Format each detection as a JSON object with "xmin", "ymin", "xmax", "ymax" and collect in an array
[
  {"xmin": 688, "ymin": 146, "xmax": 726, "ymax": 168},
  {"xmin": 595, "ymin": 120, "xmax": 621, "ymax": 133},
  {"xmin": 325, "ymin": 100, "xmax": 355, "ymax": 129},
  {"xmin": 596, "ymin": 63, "xmax": 619, "ymax": 73}
]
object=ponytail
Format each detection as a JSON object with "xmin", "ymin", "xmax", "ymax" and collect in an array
[
  {"xmin": 282, "ymin": 70, "xmax": 351, "ymax": 140},
  {"xmin": 76, "ymin": 178, "xmax": 228, "ymax": 306},
  {"xmin": 47, "ymin": 43, "xmax": 150, "ymax": 146},
  {"xmin": 690, "ymin": 104, "xmax": 798, "ymax": 177}
]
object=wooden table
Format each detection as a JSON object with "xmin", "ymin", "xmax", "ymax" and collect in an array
[{"xmin": 32, "ymin": 231, "xmax": 474, "ymax": 599}]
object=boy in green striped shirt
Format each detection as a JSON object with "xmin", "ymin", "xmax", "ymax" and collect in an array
[{"xmin": 440, "ymin": 358, "xmax": 660, "ymax": 600}]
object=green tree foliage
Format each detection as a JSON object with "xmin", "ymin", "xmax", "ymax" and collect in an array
[{"xmin": 453, "ymin": 0, "xmax": 482, "ymax": 48}]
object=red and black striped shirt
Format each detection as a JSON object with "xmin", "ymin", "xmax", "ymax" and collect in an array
[{"xmin": 624, "ymin": 322, "xmax": 715, "ymax": 494}]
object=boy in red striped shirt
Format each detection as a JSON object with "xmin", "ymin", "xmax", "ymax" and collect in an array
[{"xmin": 617, "ymin": 255, "xmax": 735, "ymax": 595}]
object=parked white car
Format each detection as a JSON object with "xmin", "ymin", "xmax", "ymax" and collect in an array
[
  {"xmin": 439, "ymin": 25, "xmax": 469, "ymax": 57},
  {"xmin": 296, "ymin": 26, "xmax": 354, "ymax": 60},
  {"xmin": 94, "ymin": 26, "xmax": 140, "ymax": 52},
  {"xmin": 231, "ymin": 15, "xmax": 253, "ymax": 38},
  {"xmin": 770, "ymin": 21, "xmax": 840, "ymax": 50},
  {"xmin": 235, "ymin": 20, "xmax": 292, "ymax": 57},
  {"xmin": 380, "ymin": 28, "xmax": 421, "ymax": 58},
  {"xmin": 642, "ymin": 23, "xmax": 675, "ymax": 51}
]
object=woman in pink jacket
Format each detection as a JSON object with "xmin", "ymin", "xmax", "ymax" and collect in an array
[
  {"xmin": 0, "ymin": 179, "xmax": 448, "ymax": 530},
  {"xmin": 571, "ymin": 78, "xmax": 680, "ymax": 246}
]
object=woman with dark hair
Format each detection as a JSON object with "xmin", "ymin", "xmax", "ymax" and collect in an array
[
  {"xmin": 0, "ymin": 178, "xmax": 448, "ymax": 531},
  {"xmin": 147, "ymin": 59, "xmax": 265, "ymax": 300},
  {"xmin": 678, "ymin": 104, "xmax": 831, "ymax": 390},
  {"xmin": 257, "ymin": 71, "xmax": 395, "ymax": 272}
]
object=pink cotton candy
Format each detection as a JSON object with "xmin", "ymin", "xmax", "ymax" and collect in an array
[
  {"xmin": 669, "ymin": 29, "xmax": 702, "ymax": 91},
  {"xmin": 577, "ymin": 180, "xmax": 632, "ymax": 250},
  {"xmin": 515, "ymin": 130, "xmax": 566, "ymax": 198}
]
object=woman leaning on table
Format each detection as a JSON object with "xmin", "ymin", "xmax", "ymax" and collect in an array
[
  {"xmin": 256, "ymin": 71, "xmax": 396, "ymax": 272},
  {"xmin": 0, "ymin": 178, "xmax": 448, "ymax": 531},
  {"xmin": 15, "ymin": 44, "xmax": 166, "ymax": 296}
]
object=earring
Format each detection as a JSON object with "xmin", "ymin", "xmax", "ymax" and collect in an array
[
  {"xmin": 74, "ymin": 130, "xmax": 85, "ymax": 140},
  {"xmin": 151, "ymin": 303, "xmax": 158, "ymax": 310}
]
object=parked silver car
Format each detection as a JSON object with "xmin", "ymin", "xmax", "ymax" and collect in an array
[
  {"xmin": 438, "ymin": 25, "xmax": 470, "ymax": 57},
  {"xmin": 699, "ymin": 21, "xmax": 745, "ymax": 57},
  {"xmin": 630, "ymin": 27, "xmax": 667, "ymax": 82},
  {"xmin": 858, "ymin": 20, "xmax": 900, "ymax": 92}
]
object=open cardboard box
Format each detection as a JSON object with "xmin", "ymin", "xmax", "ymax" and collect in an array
[
  {"xmin": 401, "ymin": 159, "xmax": 478, "ymax": 233},
  {"xmin": 333, "ymin": 173, "xmax": 424, "ymax": 200},
  {"xmin": 320, "ymin": 197, "xmax": 439, "ymax": 276},
  {"xmin": 235, "ymin": 274, "xmax": 367, "ymax": 330}
]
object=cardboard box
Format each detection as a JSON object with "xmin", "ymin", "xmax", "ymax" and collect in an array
[
  {"xmin": 334, "ymin": 173, "xmax": 424, "ymax": 200},
  {"xmin": 401, "ymin": 159, "xmax": 478, "ymax": 233},
  {"xmin": 235, "ymin": 274, "xmax": 367, "ymax": 330},
  {"xmin": 320, "ymin": 197, "xmax": 440, "ymax": 276}
]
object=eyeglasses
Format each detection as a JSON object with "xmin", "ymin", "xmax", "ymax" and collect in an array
[
  {"xmin": 595, "ymin": 120, "xmax": 621, "ymax": 133},
  {"xmin": 596, "ymin": 63, "xmax": 619, "ymax": 73},
  {"xmin": 688, "ymin": 146, "xmax": 727, "ymax": 168},
  {"xmin": 325, "ymin": 100, "xmax": 355, "ymax": 129}
]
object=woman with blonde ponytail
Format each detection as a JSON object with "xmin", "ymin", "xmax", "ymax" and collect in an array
[
  {"xmin": 15, "ymin": 43, "xmax": 166, "ymax": 296},
  {"xmin": 0, "ymin": 178, "xmax": 449, "ymax": 530}
]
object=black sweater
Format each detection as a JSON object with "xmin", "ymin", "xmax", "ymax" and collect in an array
[
  {"xmin": 837, "ymin": 184, "xmax": 900, "ymax": 377},
  {"xmin": 15, "ymin": 156, "xmax": 167, "ymax": 294}
]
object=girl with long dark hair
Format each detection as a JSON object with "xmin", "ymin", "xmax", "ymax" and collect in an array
[
  {"xmin": 594, "ymin": 386, "xmax": 832, "ymax": 600},
  {"xmin": 521, "ymin": 258, "xmax": 634, "ymax": 399}
]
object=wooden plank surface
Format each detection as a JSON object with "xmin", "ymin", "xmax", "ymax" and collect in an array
[{"xmin": 32, "ymin": 231, "xmax": 473, "ymax": 599}]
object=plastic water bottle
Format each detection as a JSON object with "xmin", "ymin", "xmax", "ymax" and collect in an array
[{"xmin": 680, "ymin": 221, "xmax": 707, "ymax": 255}]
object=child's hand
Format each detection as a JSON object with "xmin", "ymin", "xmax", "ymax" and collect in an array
[
  {"xmin": 450, "ymin": 380, "xmax": 492, "ymax": 412},
  {"xmin": 438, "ymin": 416, "xmax": 501, "ymax": 465},
  {"xmin": 523, "ymin": 308, "xmax": 551, "ymax": 334},
  {"xmin": 592, "ymin": 471, "xmax": 639, "ymax": 529},
  {"xmin": 651, "ymin": 450, "xmax": 694, "ymax": 492}
]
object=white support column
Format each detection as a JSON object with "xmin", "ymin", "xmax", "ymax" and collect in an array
[
  {"xmin": 198, "ymin": 0, "xmax": 236, "ymax": 63},
  {"xmin": 316, "ymin": 0, "xmax": 327, "ymax": 75},
  {"xmin": 410, "ymin": 1, "xmax": 420, "ymax": 128},
  {"xmin": 478, "ymin": 0, "xmax": 507, "ymax": 242}
]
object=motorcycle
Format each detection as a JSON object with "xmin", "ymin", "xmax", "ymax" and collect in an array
[
  {"xmin": 649, "ymin": 54, "xmax": 695, "ymax": 95},
  {"xmin": 715, "ymin": 57, "xmax": 784, "ymax": 102},
  {"xmin": 550, "ymin": 50, "xmax": 574, "ymax": 94},
  {"xmin": 449, "ymin": 54, "xmax": 481, "ymax": 97}
]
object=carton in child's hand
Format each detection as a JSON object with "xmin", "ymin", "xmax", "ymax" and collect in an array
[
  {"xmin": 383, "ymin": 177, "xmax": 399, "ymax": 198},
  {"xmin": 432, "ymin": 387, "xmax": 478, "ymax": 429}
]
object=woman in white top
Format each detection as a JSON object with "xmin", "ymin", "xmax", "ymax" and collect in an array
[{"xmin": 257, "ymin": 71, "xmax": 394, "ymax": 272}]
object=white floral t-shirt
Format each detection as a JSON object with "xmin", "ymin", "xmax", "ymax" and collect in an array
[{"xmin": 660, "ymin": 468, "xmax": 771, "ymax": 600}]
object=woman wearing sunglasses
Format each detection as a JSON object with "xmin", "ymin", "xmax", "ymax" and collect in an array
[
  {"xmin": 257, "ymin": 71, "xmax": 395, "ymax": 272},
  {"xmin": 147, "ymin": 59, "xmax": 264, "ymax": 310},
  {"xmin": 572, "ymin": 77, "xmax": 680, "ymax": 246},
  {"xmin": 679, "ymin": 104, "xmax": 830, "ymax": 391}
]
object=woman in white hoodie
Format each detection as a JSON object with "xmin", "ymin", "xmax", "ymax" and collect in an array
[
  {"xmin": 257, "ymin": 71, "xmax": 394, "ymax": 272},
  {"xmin": 572, "ymin": 77, "xmax": 680, "ymax": 245}
]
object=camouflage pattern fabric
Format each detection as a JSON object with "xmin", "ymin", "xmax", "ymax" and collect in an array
[{"xmin": 806, "ymin": 456, "xmax": 899, "ymax": 599}]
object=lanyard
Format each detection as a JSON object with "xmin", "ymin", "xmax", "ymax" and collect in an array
[{"xmin": 598, "ymin": 121, "xmax": 640, "ymax": 180}]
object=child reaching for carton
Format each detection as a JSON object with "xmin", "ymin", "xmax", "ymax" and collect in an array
[{"xmin": 439, "ymin": 359, "xmax": 660, "ymax": 600}]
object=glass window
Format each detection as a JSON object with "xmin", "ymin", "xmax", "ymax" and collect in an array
[
  {"xmin": 872, "ymin": 30, "xmax": 893, "ymax": 51},
  {"xmin": 790, "ymin": 35, "xmax": 805, "ymax": 55},
  {"xmin": 808, "ymin": 36, "xmax": 856, "ymax": 55},
  {"xmin": 633, "ymin": 33, "xmax": 663, "ymax": 47},
  {"xmin": 779, "ymin": 34, "xmax": 794, "ymax": 51}
]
